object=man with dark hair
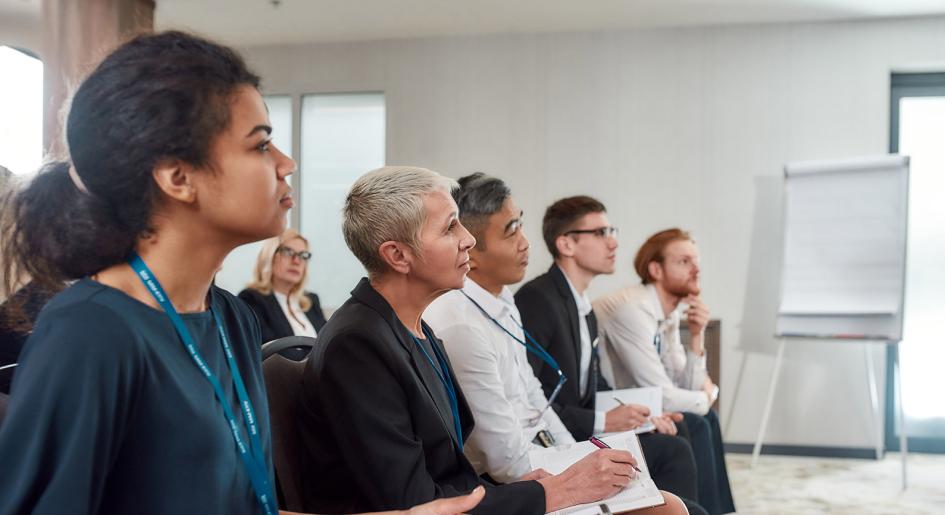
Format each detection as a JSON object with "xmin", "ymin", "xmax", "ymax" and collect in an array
[
  {"xmin": 593, "ymin": 228, "xmax": 735, "ymax": 514},
  {"xmin": 516, "ymin": 196, "xmax": 640, "ymax": 438},
  {"xmin": 458, "ymin": 190, "xmax": 702, "ymax": 513},
  {"xmin": 425, "ymin": 173, "xmax": 580, "ymax": 483}
]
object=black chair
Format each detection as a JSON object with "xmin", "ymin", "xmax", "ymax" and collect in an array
[
  {"xmin": 0, "ymin": 392, "xmax": 9, "ymax": 428},
  {"xmin": 261, "ymin": 335, "xmax": 315, "ymax": 511},
  {"xmin": 262, "ymin": 335, "xmax": 315, "ymax": 361}
]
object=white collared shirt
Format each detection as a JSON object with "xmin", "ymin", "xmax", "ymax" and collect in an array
[
  {"xmin": 424, "ymin": 279, "xmax": 575, "ymax": 482},
  {"xmin": 274, "ymin": 291, "xmax": 317, "ymax": 338},
  {"xmin": 560, "ymin": 274, "xmax": 607, "ymax": 434},
  {"xmin": 593, "ymin": 283, "xmax": 710, "ymax": 415}
]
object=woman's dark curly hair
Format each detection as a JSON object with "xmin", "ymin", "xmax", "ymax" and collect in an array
[{"xmin": 0, "ymin": 31, "xmax": 260, "ymax": 328}]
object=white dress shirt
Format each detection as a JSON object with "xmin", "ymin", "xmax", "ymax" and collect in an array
[
  {"xmin": 274, "ymin": 291, "xmax": 317, "ymax": 338},
  {"xmin": 424, "ymin": 279, "xmax": 575, "ymax": 483},
  {"xmin": 593, "ymin": 283, "xmax": 710, "ymax": 415},
  {"xmin": 561, "ymin": 274, "xmax": 608, "ymax": 434}
]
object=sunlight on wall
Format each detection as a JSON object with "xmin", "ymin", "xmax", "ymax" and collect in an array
[
  {"xmin": 899, "ymin": 96, "xmax": 945, "ymax": 422},
  {"xmin": 0, "ymin": 46, "xmax": 42, "ymax": 176}
]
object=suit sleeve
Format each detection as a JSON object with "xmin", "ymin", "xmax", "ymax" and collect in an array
[{"xmin": 514, "ymin": 286, "xmax": 596, "ymax": 440}]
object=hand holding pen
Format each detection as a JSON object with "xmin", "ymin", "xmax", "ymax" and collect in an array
[
  {"xmin": 603, "ymin": 397, "xmax": 650, "ymax": 433},
  {"xmin": 589, "ymin": 436, "xmax": 643, "ymax": 474},
  {"xmin": 535, "ymin": 440, "xmax": 640, "ymax": 511}
]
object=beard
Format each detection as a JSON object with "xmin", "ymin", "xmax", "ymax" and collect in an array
[{"xmin": 665, "ymin": 276, "xmax": 700, "ymax": 297}]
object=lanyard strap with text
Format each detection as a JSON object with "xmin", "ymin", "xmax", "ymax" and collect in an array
[
  {"xmin": 409, "ymin": 326, "xmax": 463, "ymax": 450},
  {"xmin": 460, "ymin": 290, "xmax": 567, "ymax": 380},
  {"xmin": 129, "ymin": 253, "xmax": 277, "ymax": 515}
]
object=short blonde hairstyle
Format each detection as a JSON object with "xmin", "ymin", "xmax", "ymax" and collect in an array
[
  {"xmin": 343, "ymin": 166, "xmax": 458, "ymax": 278},
  {"xmin": 245, "ymin": 228, "xmax": 312, "ymax": 311}
]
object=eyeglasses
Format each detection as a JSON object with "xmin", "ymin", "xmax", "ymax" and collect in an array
[
  {"xmin": 564, "ymin": 226, "xmax": 619, "ymax": 239},
  {"xmin": 275, "ymin": 246, "xmax": 312, "ymax": 261}
]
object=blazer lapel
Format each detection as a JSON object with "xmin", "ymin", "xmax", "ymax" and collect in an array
[
  {"xmin": 350, "ymin": 279, "xmax": 461, "ymax": 447},
  {"xmin": 264, "ymin": 293, "xmax": 294, "ymax": 337},
  {"xmin": 586, "ymin": 310, "xmax": 601, "ymax": 399},
  {"xmin": 549, "ymin": 265, "xmax": 583, "ymax": 383}
]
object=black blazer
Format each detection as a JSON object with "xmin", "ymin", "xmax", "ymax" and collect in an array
[
  {"xmin": 297, "ymin": 278, "xmax": 544, "ymax": 514},
  {"xmin": 237, "ymin": 288, "xmax": 327, "ymax": 345},
  {"xmin": 514, "ymin": 264, "xmax": 601, "ymax": 440}
]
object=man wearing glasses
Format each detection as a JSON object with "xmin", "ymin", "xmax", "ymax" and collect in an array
[
  {"xmin": 444, "ymin": 191, "xmax": 703, "ymax": 513},
  {"xmin": 593, "ymin": 228, "xmax": 735, "ymax": 515}
]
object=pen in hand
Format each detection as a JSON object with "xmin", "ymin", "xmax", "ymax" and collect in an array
[{"xmin": 588, "ymin": 436, "xmax": 642, "ymax": 473}]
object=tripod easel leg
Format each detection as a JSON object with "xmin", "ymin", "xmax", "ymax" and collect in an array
[
  {"xmin": 893, "ymin": 344, "xmax": 908, "ymax": 490},
  {"xmin": 864, "ymin": 344, "xmax": 882, "ymax": 460},
  {"xmin": 752, "ymin": 338, "xmax": 785, "ymax": 468}
]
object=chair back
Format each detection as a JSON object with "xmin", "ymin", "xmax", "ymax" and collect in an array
[
  {"xmin": 262, "ymin": 336, "xmax": 315, "ymax": 510},
  {"xmin": 262, "ymin": 335, "xmax": 316, "ymax": 361},
  {"xmin": 0, "ymin": 392, "xmax": 9, "ymax": 428}
]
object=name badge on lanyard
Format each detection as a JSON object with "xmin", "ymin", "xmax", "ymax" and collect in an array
[{"xmin": 129, "ymin": 253, "xmax": 277, "ymax": 515}]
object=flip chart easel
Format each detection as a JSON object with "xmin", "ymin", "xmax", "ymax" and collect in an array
[{"xmin": 751, "ymin": 155, "xmax": 910, "ymax": 490}]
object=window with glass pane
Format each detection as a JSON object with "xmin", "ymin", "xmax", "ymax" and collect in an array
[
  {"xmin": 299, "ymin": 93, "xmax": 385, "ymax": 309},
  {"xmin": 215, "ymin": 95, "xmax": 293, "ymax": 297},
  {"xmin": 887, "ymin": 74, "xmax": 945, "ymax": 453},
  {"xmin": 0, "ymin": 46, "xmax": 42, "ymax": 177}
]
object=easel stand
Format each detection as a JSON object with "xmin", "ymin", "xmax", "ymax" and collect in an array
[{"xmin": 750, "ymin": 336, "xmax": 907, "ymax": 490}]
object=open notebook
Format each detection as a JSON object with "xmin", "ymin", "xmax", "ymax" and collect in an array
[
  {"xmin": 528, "ymin": 432, "xmax": 664, "ymax": 514},
  {"xmin": 596, "ymin": 387, "xmax": 662, "ymax": 435}
]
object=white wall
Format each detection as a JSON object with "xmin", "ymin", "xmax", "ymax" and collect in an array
[
  {"xmin": 0, "ymin": 13, "xmax": 41, "ymax": 54},
  {"xmin": 239, "ymin": 16, "xmax": 945, "ymax": 449}
]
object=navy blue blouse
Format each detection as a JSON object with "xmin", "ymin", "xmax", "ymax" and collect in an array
[{"xmin": 0, "ymin": 279, "xmax": 274, "ymax": 515}]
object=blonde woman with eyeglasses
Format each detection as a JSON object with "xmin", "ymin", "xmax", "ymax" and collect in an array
[{"xmin": 239, "ymin": 229, "xmax": 327, "ymax": 347}]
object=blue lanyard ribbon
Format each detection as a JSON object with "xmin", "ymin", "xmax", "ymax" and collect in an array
[
  {"xmin": 460, "ymin": 290, "xmax": 564, "ymax": 376},
  {"xmin": 129, "ymin": 253, "xmax": 277, "ymax": 515},
  {"xmin": 653, "ymin": 320, "xmax": 663, "ymax": 355},
  {"xmin": 459, "ymin": 290, "xmax": 568, "ymax": 414},
  {"xmin": 409, "ymin": 326, "xmax": 463, "ymax": 451}
]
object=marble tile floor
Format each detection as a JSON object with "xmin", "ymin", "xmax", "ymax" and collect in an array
[{"xmin": 726, "ymin": 452, "xmax": 945, "ymax": 514}]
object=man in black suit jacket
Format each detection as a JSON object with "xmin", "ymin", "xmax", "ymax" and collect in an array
[
  {"xmin": 515, "ymin": 196, "xmax": 704, "ymax": 511},
  {"xmin": 297, "ymin": 168, "xmax": 678, "ymax": 515}
]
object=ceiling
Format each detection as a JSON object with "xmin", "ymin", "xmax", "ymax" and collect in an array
[{"xmin": 4, "ymin": 0, "xmax": 945, "ymax": 47}]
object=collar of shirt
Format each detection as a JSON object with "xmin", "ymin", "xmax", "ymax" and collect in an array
[
  {"xmin": 462, "ymin": 278, "xmax": 515, "ymax": 321},
  {"xmin": 562, "ymin": 273, "xmax": 592, "ymax": 317},
  {"xmin": 273, "ymin": 291, "xmax": 294, "ymax": 309},
  {"xmin": 645, "ymin": 283, "xmax": 680, "ymax": 331},
  {"xmin": 645, "ymin": 283, "xmax": 679, "ymax": 324}
]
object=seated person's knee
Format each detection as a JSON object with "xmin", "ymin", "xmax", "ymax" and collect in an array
[{"xmin": 657, "ymin": 491, "xmax": 690, "ymax": 515}]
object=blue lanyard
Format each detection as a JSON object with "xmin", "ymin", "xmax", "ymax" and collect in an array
[
  {"xmin": 459, "ymin": 290, "xmax": 568, "ymax": 415},
  {"xmin": 459, "ymin": 290, "xmax": 566, "ymax": 379},
  {"xmin": 129, "ymin": 253, "xmax": 277, "ymax": 515},
  {"xmin": 653, "ymin": 320, "xmax": 663, "ymax": 355},
  {"xmin": 409, "ymin": 326, "xmax": 463, "ymax": 451}
]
